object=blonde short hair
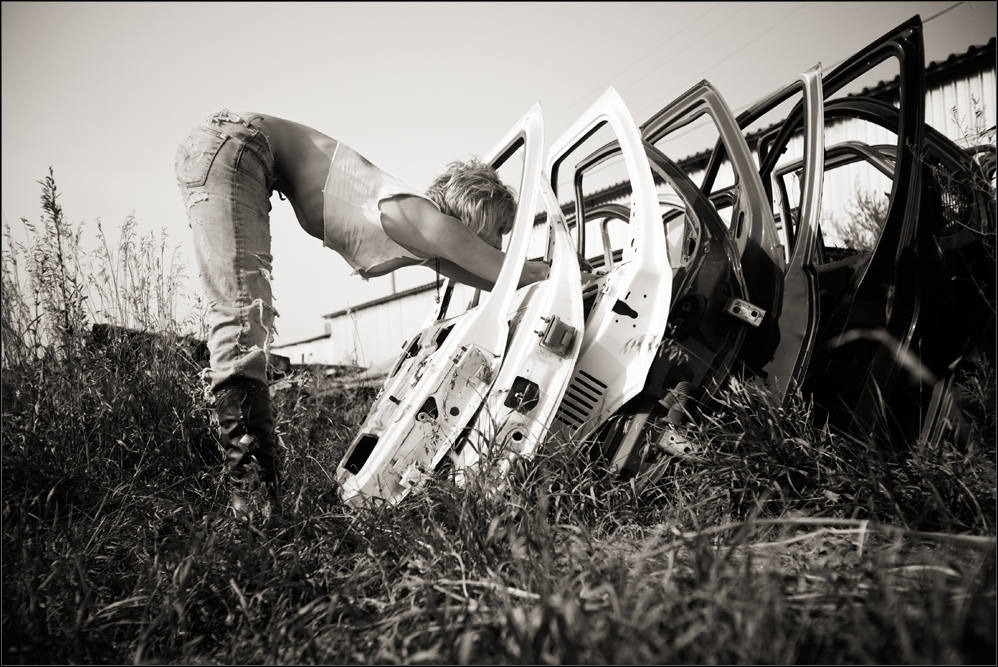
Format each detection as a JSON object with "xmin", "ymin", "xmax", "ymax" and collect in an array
[{"xmin": 425, "ymin": 159, "xmax": 516, "ymax": 236}]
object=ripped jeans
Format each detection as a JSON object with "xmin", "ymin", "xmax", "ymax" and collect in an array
[{"xmin": 175, "ymin": 110, "xmax": 279, "ymax": 392}]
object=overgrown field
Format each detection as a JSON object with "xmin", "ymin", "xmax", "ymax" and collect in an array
[{"xmin": 2, "ymin": 173, "xmax": 995, "ymax": 664}]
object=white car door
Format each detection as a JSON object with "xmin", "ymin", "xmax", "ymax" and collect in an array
[
  {"xmin": 449, "ymin": 182, "xmax": 584, "ymax": 482},
  {"xmin": 546, "ymin": 87, "xmax": 671, "ymax": 443},
  {"xmin": 335, "ymin": 104, "xmax": 580, "ymax": 506}
]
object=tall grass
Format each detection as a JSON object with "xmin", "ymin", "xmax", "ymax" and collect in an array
[{"xmin": 2, "ymin": 171, "xmax": 994, "ymax": 664}]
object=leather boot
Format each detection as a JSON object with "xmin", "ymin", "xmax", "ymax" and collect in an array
[{"xmin": 213, "ymin": 377, "xmax": 280, "ymax": 513}]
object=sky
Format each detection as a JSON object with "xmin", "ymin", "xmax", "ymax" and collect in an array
[{"xmin": 2, "ymin": 1, "xmax": 995, "ymax": 345}]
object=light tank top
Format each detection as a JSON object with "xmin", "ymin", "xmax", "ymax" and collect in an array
[{"xmin": 321, "ymin": 142, "xmax": 438, "ymax": 279}]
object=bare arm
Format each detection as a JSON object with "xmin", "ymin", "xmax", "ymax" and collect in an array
[
  {"xmin": 433, "ymin": 258, "xmax": 493, "ymax": 292},
  {"xmin": 381, "ymin": 197, "xmax": 549, "ymax": 289},
  {"xmin": 433, "ymin": 258, "xmax": 549, "ymax": 291}
]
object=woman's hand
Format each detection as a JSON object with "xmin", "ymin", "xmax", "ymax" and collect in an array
[{"xmin": 518, "ymin": 260, "xmax": 550, "ymax": 288}]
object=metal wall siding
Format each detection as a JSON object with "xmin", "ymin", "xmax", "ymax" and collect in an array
[
  {"xmin": 326, "ymin": 291, "xmax": 434, "ymax": 367},
  {"xmin": 925, "ymin": 72, "xmax": 996, "ymax": 147},
  {"xmin": 271, "ymin": 335, "xmax": 337, "ymax": 365}
]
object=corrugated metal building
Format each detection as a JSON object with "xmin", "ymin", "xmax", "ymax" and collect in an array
[
  {"xmin": 269, "ymin": 330, "xmax": 336, "ymax": 366},
  {"xmin": 274, "ymin": 39, "xmax": 996, "ymax": 369},
  {"xmin": 319, "ymin": 282, "xmax": 443, "ymax": 368}
]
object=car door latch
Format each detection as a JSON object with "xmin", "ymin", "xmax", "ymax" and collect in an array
[
  {"xmin": 505, "ymin": 376, "xmax": 540, "ymax": 413},
  {"xmin": 724, "ymin": 298, "xmax": 766, "ymax": 326},
  {"xmin": 537, "ymin": 315, "xmax": 578, "ymax": 356}
]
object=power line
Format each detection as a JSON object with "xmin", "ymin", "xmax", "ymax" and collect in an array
[
  {"xmin": 559, "ymin": 5, "xmax": 803, "ymax": 185},
  {"xmin": 626, "ymin": 4, "xmax": 808, "ymax": 115},
  {"xmin": 555, "ymin": 4, "xmax": 725, "ymax": 124},
  {"xmin": 563, "ymin": 1, "xmax": 974, "ymax": 186},
  {"xmin": 612, "ymin": 5, "xmax": 752, "ymax": 98},
  {"xmin": 782, "ymin": 1, "xmax": 968, "ymax": 93},
  {"xmin": 924, "ymin": 1, "xmax": 965, "ymax": 24},
  {"xmin": 657, "ymin": 3, "xmax": 969, "ymax": 133}
]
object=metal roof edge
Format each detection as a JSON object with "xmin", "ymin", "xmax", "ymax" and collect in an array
[
  {"xmin": 322, "ymin": 279, "xmax": 443, "ymax": 320},
  {"xmin": 271, "ymin": 331, "xmax": 333, "ymax": 348}
]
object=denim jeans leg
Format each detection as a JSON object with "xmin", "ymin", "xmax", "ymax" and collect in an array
[{"xmin": 176, "ymin": 112, "xmax": 278, "ymax": 392}]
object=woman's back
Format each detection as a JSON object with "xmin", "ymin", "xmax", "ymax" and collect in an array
[{"xmin": 240, "ymin": 112, "xmax": 337, "ymax": 239}]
